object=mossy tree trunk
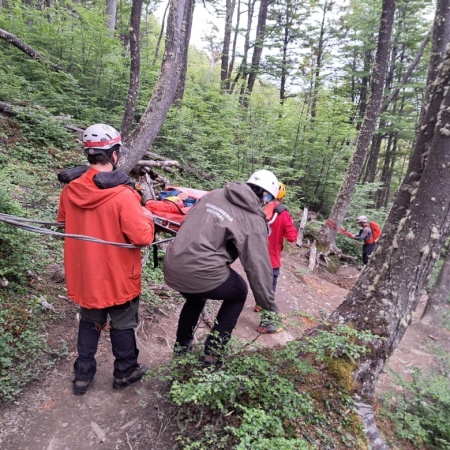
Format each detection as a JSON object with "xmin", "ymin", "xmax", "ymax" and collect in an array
[{"xmin": 328, "ymin": 6, "xmax": 450, "ymax": 399}]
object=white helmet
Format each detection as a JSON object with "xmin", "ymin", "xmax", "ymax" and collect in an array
[
  {"xmin": 247, "ymin": 169, "xmax": 279, "ymax": 199},
  {"xmin": 356, "ymin": 215, "xmax": 368, "ymax": 223},
  {"xmin": 83, "ymin": 124, "xmax": 122, "ymax": 155}
]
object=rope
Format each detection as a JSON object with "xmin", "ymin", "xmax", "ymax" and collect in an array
[
  {"xmin": 325, "ymin": 218, "xmax": 355, "ymax": 238},
  {"xmin": 0, "ymin": 212, "xmax": 174, "ymax": 248}
]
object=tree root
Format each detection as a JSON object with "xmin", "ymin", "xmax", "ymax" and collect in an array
[{"xmin": 354, "ymin": 397, "xmax": 390, "ymax": 450}]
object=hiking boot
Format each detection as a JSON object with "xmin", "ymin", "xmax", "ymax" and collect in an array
[
  {"xmin": 203, "ymin": 354, "xmax": 224, "ymax": 370},
  {"xmin": 257, "ymin": 322, "xmax": 283, "ymax": 334},
  {"xmin": 73, "ymin": 379, "xmax": 92, "ymax": 396},
  {"xmin": 113, "ymin": 364, "xmax": 148, "ymax": 390},
  {"xmin": 253, "ymin": 305, "xmax": 261, "ymax": 312}
]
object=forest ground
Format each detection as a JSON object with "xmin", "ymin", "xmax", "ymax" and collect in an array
[{"xmin": 1, "ymin": 244, "xmax": 449, "ymax": 450}]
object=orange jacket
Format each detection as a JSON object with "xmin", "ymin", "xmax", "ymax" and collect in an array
[{"xmin": 57, "ymin": 168, "xmax": 154, "ymax": 309}]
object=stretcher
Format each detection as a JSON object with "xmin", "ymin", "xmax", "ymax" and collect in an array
[{"xmin": 144, "ymin": 186, "xmax": 208, "ymax": 234}]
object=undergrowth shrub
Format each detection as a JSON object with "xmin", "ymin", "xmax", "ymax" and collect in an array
[
  {"xmin": 382, "ymin": 351, "xmax": 450, "ymax": 449},
  {"xmin": 153, "ymin": 326, "xmax": 371, "ymax": 449},
  {"xmin": 0, "ymin": 295, "xmax": 49, "ymax": 401},
  {"xmin": 0, "ymin": 172, "xmax": 35, "ymax": 283}
]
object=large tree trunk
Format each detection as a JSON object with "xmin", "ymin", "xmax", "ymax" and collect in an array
[
  {"xmin": 173, "ymin": 0, "xmax": 195, "ymax": 105},
  {"xmin": 318, "ymin": 0, "xmax": 395, "ymax": 254},
  {"xmin": 121, "ymin": 0, "xmax": 143, "ymax": 138},
  {"xmin": 119, "ymin": 0, "xmax": 193, "ymax": 174},
  {"xmin": 328, "ymin": 0, "xmax": 450, "ymax": 401},
  {"xmin": 421, "ymin": 249, "xmax": 450, "ymax": 325}
]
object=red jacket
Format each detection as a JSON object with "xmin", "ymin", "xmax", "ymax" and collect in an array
[
  {"xmin": 57, "ymin": 168, "xmax": 154, "ymax": 309},
  {"xmin": 265, "ymin": 202, "xmax": 298, "ymax": 269}
]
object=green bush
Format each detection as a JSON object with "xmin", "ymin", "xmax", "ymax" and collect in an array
[{"xmin": 383, "ymin": 353, "xmax": 450, "ymax": 449}]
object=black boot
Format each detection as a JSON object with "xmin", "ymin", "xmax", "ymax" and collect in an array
[
  {"xmin": 110, "ymin": 328, "xmax": 141, "ymax": 387},
  {"xmin": 73, "ymin": 319, "xmax": 101, "ymax": 395}
]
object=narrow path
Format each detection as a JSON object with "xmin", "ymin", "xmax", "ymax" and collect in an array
[{"xmin": 1, "ymin": 247, "xmax": 448, "ymax": 449}]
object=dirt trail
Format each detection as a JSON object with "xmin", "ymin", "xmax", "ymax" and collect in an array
[{"xmin": 1, "ymin": 246, "xmax": 449, "ymax": 450}]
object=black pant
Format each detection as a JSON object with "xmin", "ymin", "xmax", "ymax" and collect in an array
[
  {"xmin": 175, "ymin": 268, "xmax": 248, "ymax": 356},
  {"xmin": 363, "ymin": 242, "xmax": 376, "ymax": 265},
  {"xmin": 74, "ymin": 297, "xmax": 140, "ymax": 381},
  {"xmin": 272, "ymin": 268, "xmax": 280, "ymax": 292}
]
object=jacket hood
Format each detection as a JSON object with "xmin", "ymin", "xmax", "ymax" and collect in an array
[
  {"xmin": 65, "ymin": 168, "xmax": 126, "ymax": 209},
  {"xmin": 224, "ymin": 182, "xmax": 265, "ymax": 218}
]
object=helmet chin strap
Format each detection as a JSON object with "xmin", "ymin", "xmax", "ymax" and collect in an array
[{"xmin": 99, "ymin": 149, "xmax": 119, "ymax": 170}]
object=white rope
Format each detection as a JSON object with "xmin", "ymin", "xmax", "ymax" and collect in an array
[{"xmin": 0, "ymin": 212, "xmax": 175, "ymax": 248}]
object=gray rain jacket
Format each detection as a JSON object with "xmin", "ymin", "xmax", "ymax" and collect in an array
[{"xmin": 163, "ymin": 182, "xmax": 278, "ymax": 313}]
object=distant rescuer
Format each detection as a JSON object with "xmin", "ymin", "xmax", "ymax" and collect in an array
[
  {"xmin": 353, "ymin": 215, "xmax": 376, "ymax": 265},
  {"xmin": 164, "ymin": 169, "xmax": 283, "ymax": 367},
  {"xmin": 264, "ymin": 182, "xmax": 298, "ymax": 293},
  {"xmin": 57, "ymin": 124, "xmax": 154, "ymax": 395}
]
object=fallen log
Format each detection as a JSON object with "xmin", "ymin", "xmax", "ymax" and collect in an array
[{"xmin": 0, "ymin": 28, "xmax": 65, "ymax": 72}]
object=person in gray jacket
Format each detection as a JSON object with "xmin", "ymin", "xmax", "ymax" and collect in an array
[{"xmin": 164, "ymin": 169, "xmax": 282, "ymax": 365}]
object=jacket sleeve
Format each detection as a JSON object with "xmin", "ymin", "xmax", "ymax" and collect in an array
[
  {"xmin": 119, "ymin": 189, "xmax": 155, "ymax": 246},
  {"xmin": 355, "ymin": 227, "xmax": 370, "ymax": 242},
  {"xmin": 236, "ymin": 217, "xmax": 279, "ymax": 313},
  {"xmin": 57, "ymin": 189, "xmax": 66, "ymax": 224},
  {"xmin": 281, "ymin": 211, "xmax": 298, "ymax": 242}
]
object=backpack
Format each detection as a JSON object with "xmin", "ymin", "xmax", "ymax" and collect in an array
[{"xmin": 369, "ymin": 221, "xmax": 382, "ymax": 243}]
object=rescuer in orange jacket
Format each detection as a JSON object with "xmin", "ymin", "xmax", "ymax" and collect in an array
[{"xmin": 57, "ymin": 124, "xmax": 154, "ymax": 395}]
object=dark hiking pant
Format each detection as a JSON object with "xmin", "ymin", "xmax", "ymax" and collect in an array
[
  {"xmin": 362, "ymin": 243, "xmax": 376, "ymax": 265},
  {"xmin": 175, "ymin": 268, "xmax": 248, "ymax": 357},
  {"xmin": 272, "ymin": 268, "xmax": 280, "ymax": 292},
  {"xmin": 74, "ymin": 297, "xmax": 140, "ymax": 381}
]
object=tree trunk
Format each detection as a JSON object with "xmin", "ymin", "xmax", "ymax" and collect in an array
[
  {"xmin": 328, "ymin": 1, "xmax": 450, "ymax": 400},
  {"xmin": 239, "ymin": 0, "xmax": 256, "ymax": 107},
  {"xmin": 121, "ymin": 0, "xmax": 143, "ymax": 138},
  {"xmin": 225, "ymin": 0, "xmax": 241, "ymax": 92},
  {"xmin": 152, "ymin": 1, "xmax": 170, "ymax": 68},
  {"xmin": 106, "ymin": 0, "xmax": 117, "ymax": 34},
  {"xmin": 245, "ymin": 0, "xmax": 269, "ymax": 99},
  {"xmin": 383, "ymin": 0, "xmax": 450, "ymax": 230},
  {"xmin": 173, "ymin": 0, "xmax": 195, "ymax": 105},
  {"xmin": 119, "ymin": 0, "xmax": 191, "ymax": 174},
  {"xmin": 0, "ymin": 28, "xmax": 64, "ymax": 72},
  {"xmin": 421, "ymin": 250, "xmax": 450, "ymax": 325},
  {"xmin": 318, "ymin": 0, "xmax": 395, "ymax": 254},
  {"xmin": 310, "ymin": 0, "xmax": 329, "ymax": 121},
  {"xmin": 380, "ymin": 29, "xmax": 431, "ymax": 113},
  {"xmin": 220, "ymin": 0, "xmax": 236, "ymax": 89}
]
